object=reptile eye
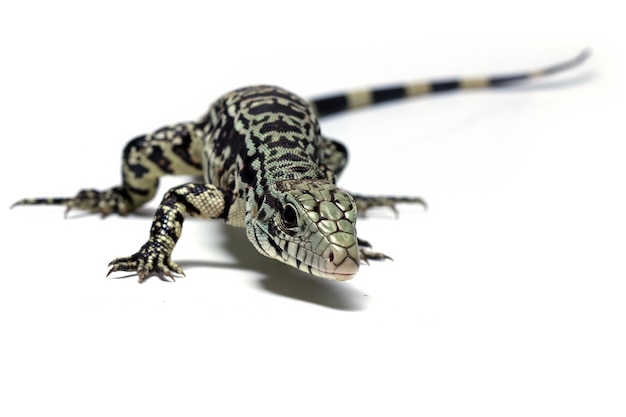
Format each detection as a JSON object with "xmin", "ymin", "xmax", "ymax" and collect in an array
[{"xmin": 281, "ymin": 204, "xmax": 298, "ymax": 229}]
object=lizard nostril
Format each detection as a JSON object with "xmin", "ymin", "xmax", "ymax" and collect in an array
[{"xmin": 328, "ymin": 251, "xmax": 334, "ymax": 263}]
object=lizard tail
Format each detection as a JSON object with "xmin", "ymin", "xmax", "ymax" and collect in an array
[{"xmin": 310, "ymin": 49, "xmax": 591, "ymax": 117}]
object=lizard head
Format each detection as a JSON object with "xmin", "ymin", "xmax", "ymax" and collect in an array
[{"xmin": 245, "ymin": 180, "xmax": 361, "ymax": 280}]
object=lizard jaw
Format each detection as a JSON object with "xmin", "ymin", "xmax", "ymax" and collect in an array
[
  {"xmin": 290, "ymin": 241, "xmax": 361, "ymax": 281},
  {"xmin": 254, "ymin": 229, "xmax": 361, "ymax": 281}
]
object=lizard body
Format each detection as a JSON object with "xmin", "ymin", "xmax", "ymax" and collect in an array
[{"xmin": 13, "ymin": 50, "xmax": 589, "ymax": 282}]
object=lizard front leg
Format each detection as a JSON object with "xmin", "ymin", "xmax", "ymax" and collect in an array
[
  {"xmin": 351, "ymin": 195, "xmax": 426, "ymax": 263},
  {"xmin": 352, "ymin": 194, "xmax": 427, "ymax": 216},
  {"xmin": 108, "ymin": 183, "xmax": 234, "ymax": 282},
  {"xmin": 356, "ymin": 237, "xmax": 393, "ymax": 262}
]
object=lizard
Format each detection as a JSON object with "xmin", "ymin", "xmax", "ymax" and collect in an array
[{"xmin": 12, "ymin": 49, "xmax": 590, "ymax": 282}]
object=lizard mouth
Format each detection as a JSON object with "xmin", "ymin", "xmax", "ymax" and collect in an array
[
  {"xmin": 311, "ymin": 265, "xmax": 358, "ymax": 281},
  {"xmin": 327, "ymin": 270, "xmax": 358, "ymax": 281},
  {"xmin": 249, "ymin": 215, "xmax": 360, "ymax": 280},
  {"xmin": 304, "ymin": 245, "xmax": 360, "ymax": 281},
  {"xmin": 265, "ymin": 236, "xmax": 360, "ymax": 281},
  {"xmin": 279, "ymin": 248, "xmax": 360, "ymax": 281}
]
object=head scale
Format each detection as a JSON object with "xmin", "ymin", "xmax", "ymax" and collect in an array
[{"xmin": 245, "ymin": 180, "xmax": 360, "ymax": 280}]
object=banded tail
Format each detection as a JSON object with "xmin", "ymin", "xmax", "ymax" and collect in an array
[{"xmin": 310, "ymin": 49, "xmax": 591, "ymax": 117}]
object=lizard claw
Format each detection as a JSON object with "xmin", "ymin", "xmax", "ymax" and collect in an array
[
  {"xmin": 358, "ymin": 239, "xmax": 393, "ymax": 264},
  {"xmin": 353, "ymin": 195, "xmax": 427, "ymax": 217},
  {"xmin": 13, "ymin": 187, "xmax": 133, "ymax": 217},
  {"xmin": 107, "ymin": 245, "xmax": 184, "ymax": 283},
  {"xmin": 357, "ymin": 238, "xmax": 373, "ymax": 248}
]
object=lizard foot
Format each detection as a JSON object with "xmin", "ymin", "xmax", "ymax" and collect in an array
[
  {"xmin": 12, "ymin": 187, "xmax": 135, "ymax": 217},
  {"xmin": 352, "ymin": 195, "xmax": 427, "ymax": 217},
  {"xmin": 358, "ymin": 238, "xmax": 393, "ymax": 264},
  {"xmin": 107, "ymin": 242, "xmax": 184, "ymax": 283}
]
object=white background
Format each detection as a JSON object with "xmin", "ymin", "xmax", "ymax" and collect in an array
[{"xmin": 1, "ymin": 1, "xmax": 624, "ymax": 416}]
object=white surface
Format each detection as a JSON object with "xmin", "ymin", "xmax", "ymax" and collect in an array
[{"xmin": 1, "ymin": 1, "xmax": 624, "ymax": 416}]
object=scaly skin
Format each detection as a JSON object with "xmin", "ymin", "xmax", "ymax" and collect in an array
[{"xmin": 12, "ymin": 51, "xmax": 589, "ymax": 282}]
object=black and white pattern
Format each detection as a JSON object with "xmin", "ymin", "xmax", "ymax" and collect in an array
[{"xmin": 13, "ymin": 51, "xmax": 589, "ymax": 282}]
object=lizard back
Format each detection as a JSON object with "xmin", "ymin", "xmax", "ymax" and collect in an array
[{"xmin": 201, "ymin": 86, "xmax": 327, "ymax": 194}]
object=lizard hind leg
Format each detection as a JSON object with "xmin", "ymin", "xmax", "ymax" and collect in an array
[
  {"xmin": 11, "ymin": 187, "xmax": 138, "ymax": 217},
  {"xmin": 12, "ymin": 121, "xmax": 205, "ymax": 217},
  {"xmin": 319, "ymin": 136, "xmax": 349, "ymax": 181}
]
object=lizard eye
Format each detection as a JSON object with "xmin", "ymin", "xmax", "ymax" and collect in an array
[{"xmin": 281, "ymin": 203, "xmax": 298, "ymax": 229}]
